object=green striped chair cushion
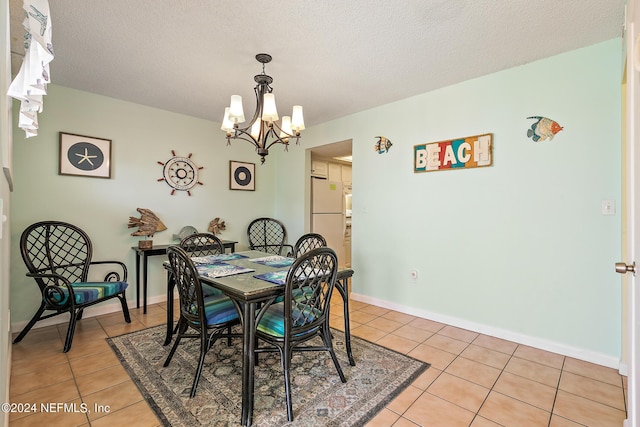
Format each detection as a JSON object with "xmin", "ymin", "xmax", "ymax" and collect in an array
[
  {"xmin": 185, "ymin": 294, "xmax": 239, "ymax": 326},
  {"xmin": 256, "ymin": 302, "xmax": 321, "ymax": 337},
  {"xmin": 46, "ymin": 281, "xmax": 128, "ymax": 306}
]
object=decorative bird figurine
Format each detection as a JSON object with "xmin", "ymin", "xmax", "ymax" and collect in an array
[
  {"xmin": 208, "ymin": 218, "xmax": 226, "ymax": 235},
  {"xmin": 128, "ymin": 208, "xmax": 167, "ymax": 237}
]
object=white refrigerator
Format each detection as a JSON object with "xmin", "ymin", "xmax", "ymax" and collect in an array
[{"xmin": 311, "ymin": 178, "xmax": 346, "ymax": 266}]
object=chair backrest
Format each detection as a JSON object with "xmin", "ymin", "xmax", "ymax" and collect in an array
[
  {"xmin": 167, "ymin": 245, "xmax": 207, "ymax": 327},
  {"xmin": 283, "ymin": 247, "xmax": 338, "ymax": 337},
  {"xmin": 180, "ymin": 232, "xmax": 224, "ymax": 257},
  {"xmin": 247, "ymin": 217, "xmax": 288, "ymax": 255},
  {"xmin": 293, "ymin": 233, "xmax": 327, "ymax": 258},
  {"xmin": 20, "ymin": 221, "xmax": 93, "ymax": 290}
]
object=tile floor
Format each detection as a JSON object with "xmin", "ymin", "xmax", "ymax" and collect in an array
[{"xmin": 8, "ymin": 296, "xmax": 627, "ymax": 426}]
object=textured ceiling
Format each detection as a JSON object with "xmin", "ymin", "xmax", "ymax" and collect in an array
[{"xmin": 9, "ymin": 0, "xmax": 624, "ymax": 131}]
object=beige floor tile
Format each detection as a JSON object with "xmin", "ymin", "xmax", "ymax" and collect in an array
[
  {"xmin": 376, "ymin": 333, "xmax": 420, "ymax": 354},
  {"xmin": 75, "ymin": 364, "xmax": 131, "ymax": 396},
  {"xmin": 360, "ymin": 305, "xmax": 391, "ymax": 316},
  {"xmin": 365, "ymin": 407, "xmax": 401, "ymax": 426},
  {"xmin": 381, "ymin": 311, "xmax": 417, "ymax": 325},
  {"xmin": 367, "ymin": 317, "xmax": 404, "ymax": 333},
  {"xmin": 427, "ymin": 372, "xmax": 490, "ymax": 413},
  {"xmin": 404, "ymin": 392, "xmax": 475, "ymax": 427},
  {"xmin": 392, "ymin": 417, "xmax": 421, "ymax": 426},
  {"xmin": 445, "ymin": 356, "xmax": 501, "ymax": 389},
  {"xmin": 386, "ymin": 384, "xmax": 424, "ymax": 415},
  {"xmin": 438, "ymin": 325, "xmax": 479, "ymax": 343},
  {"xmin": 470, "ymin": 416, "xmax": 503, "ymax": 427},
  {"xmin": 472, "ymin": 334, "xmax": 517, "ymax": 355},
  {"xmin": 83, "ymin": 380, "xmax": 144, "ymax": 420},
  {"xmin": 513, "ymin": 345, "xmax": 564, "ymax": 369},
  {"xmin": 410, "ymin": 367, "xmax": 441, "ymax": 390},
  {"xmin": 549, "ymin": 414, "xmax": 584, "ymax": 426},
  {"xmin": 10, "ymin": 349, "xmax": 68, "ymax": 376},
  {"xmin": 10, "ymin": 362, "xmax": 73, "ymax": 396},
  {"xmin": 89, "ymin": 400, "xmax": 161, "ymax": 427},
  {"xmin": 553, "ymin": 390, "xmax": 626, "ymax": 427},
  {"xmin": 478, "ymin": 391, "xmax": 550, "ymax": 427},
  {"xmin": 493, "ymin": 371, "xmax": 556, "ymax": 411},
  {"xmin": 408, "ymin": 317, "xmax": 445, "ymax": 333},
  {"xmin": 350, "ymin": 310, "xmax": 380, "ymax": 325},
  {"xmin": 69, "ymin": 349, "xmax": 121, "ymax": 377},
  {"xmin": 460, "ymin": 344, "xmax": 510, "ymax": 370},
  {"xmin": 504, "ymin": 356, "xmax": 561, "ymax": 387},
  {"xmin": 102, "ymin": 319, "xmax": 148, "ymax": 337},
  {"xmin": 407, "ymin": 343, "xmax": 457, "ymax": 370},
  {"xmin": 562, "ymin": 357, "xmax": 623, "ymax": 387},
  {"xmin": 424, "ymin": 334, "xmax": 469, "ymax": 355},
  {"xmin": 559, "ymin": 371, "xmax": 626, "ymax": 410},
  {"xmin": 65, "ymin": 336, "xmax": 114, "ymax": 360},
  {"xmin": 351, "ymin": 324, "xmax": 388, "ymax": 342},
  {"xmin": 391, "ymin": 324, "xmax": 435, "ymax": 344}
]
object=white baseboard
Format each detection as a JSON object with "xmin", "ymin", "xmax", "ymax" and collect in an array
[
  {"xmin": 350, "ymin": 292, "xmax": 623, "ymax": 371},
  {"xmin": 10, "ymin": 294, "xmax": 169, "ymax": 333}
]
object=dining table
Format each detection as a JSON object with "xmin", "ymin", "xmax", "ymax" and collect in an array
[{"xmin": 163, "ymin": 250, "xmax": 355, "ymax": 427}]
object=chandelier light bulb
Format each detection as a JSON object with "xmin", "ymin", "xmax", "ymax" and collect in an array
[
  {"xmin": 261, "ymin": 93, "xmax": 279, "ymax": 122},
  {"xmin": 229, "ymin": 95, "xmax": 245, "ymax": 123},
  {"xmin": 291, "ymin": 105, "xmax": 305, "ymax": 131},
  {"xmin": 221, "ymin": 107, "xmax": 234, "ymax": 132}
]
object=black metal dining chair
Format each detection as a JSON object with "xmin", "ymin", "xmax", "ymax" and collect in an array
[
  {"xmin": 292, "ymin": 233, "xmax": 327, "ymax": 258},
  {"xmin": 14, "ymin": 221, "xmax": 131, "ymax": 353},
  {"xmin": 164, "ymin": 245, "xmax": 241, "ymax": 397},
  {"xmin": 180, "ymin": 232, "xmax": 224, "ymax": 257},
  {"xmin": 254, "ymin": 247, "xmax": 346, "ymax": 421},
  {"xmin": 247, "ymin": 217, "xmax": 294, "ymax": 256}
]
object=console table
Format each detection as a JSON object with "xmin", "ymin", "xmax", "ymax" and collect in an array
[{"xmin": 131, "ymin": 240, "xmax": 237, "ymax": 313}]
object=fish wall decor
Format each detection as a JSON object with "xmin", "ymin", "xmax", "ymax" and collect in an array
[
  {"xmin": 128, "ymin": 208, "xmax": 167, "ymax": 237},
  {"xmin": 208, "ymin": 218, "xmax": 226, "ymax": 235},
  {"xmin": 375, "ymin": 136, "xmax": 393, "ymax": 154},
  {"xmin": 526, "ymin": 116, "xmax": 563, "ymax": 142}
]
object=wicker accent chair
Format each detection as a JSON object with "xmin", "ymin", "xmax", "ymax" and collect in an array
[
  {"xmin": 14, "ymin": 221, "xmax": 131, "ymax": 353},
  {"xmin": 254, "ymin": 247, "xmax": 346, "ymax": 421},
  {"xmin": 164, "ymin": 245, "xmax": 241, "ymax": 397},
  {"xmin": 293, "ymin": 233, "xmax": 327, "ymax": 258},
  {"xmin": 247, "ymin": 217, "xmax": 294, "ymax": 256},
  {"xmin": 180, "ymin": 232, "xmax": 224, "ymax": 257}
]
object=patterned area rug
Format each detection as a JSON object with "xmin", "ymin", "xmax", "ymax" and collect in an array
[{"xmin": 107, "ymin": 325, "xmax": 429, "ymax": 426}]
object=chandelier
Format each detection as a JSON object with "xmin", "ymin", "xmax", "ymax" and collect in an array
[{"xmin": 221, "ymin": 53, "xmax": 305, "ymax": 164}]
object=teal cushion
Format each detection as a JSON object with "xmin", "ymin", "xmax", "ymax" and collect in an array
[
  {"xmin": 256, "ymin": 301, "xmax": 321, "ymax": 337},
  {"xmin": 202, "ymin": 283, "xmax": 223, "ymax": 297},
  {"xmin": 46, "ymin": 281, "xmax": 127, "ymax": 306},
  {"xmin": 202, "ymin": 294, "xmax": 239, "ymax": 326}
]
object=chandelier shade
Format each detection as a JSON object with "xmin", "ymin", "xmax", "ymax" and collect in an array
[{"xmin": 221, "ymin": 53, "xmax": 304, "ymax": 164}]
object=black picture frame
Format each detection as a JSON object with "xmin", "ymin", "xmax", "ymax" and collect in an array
[
  {"xmin": 59, "ymin": 132, "xmax": 112, "ymax": 178},
  {"xmin": 229, "ymin": 161, "xmax": 255, "ymax": 191}
]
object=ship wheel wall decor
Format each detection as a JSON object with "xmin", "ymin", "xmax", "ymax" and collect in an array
[{"xmin": 157, "ymin": 150, "xmax": 204, "ymax": 195}]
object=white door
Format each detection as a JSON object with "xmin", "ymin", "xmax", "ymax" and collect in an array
[{"xmin": 619, "ymin": 5, "xmax": 640, "ymax": 425}]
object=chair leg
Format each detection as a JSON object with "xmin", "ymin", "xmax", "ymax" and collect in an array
[
  {"xmin": 119, "ymin": 294, "xmax": 131, "ymax": 323},
  {"xmin": 12, "ymin": 304, "xmax": 46, "ymax": 344},
  {"xmin": 191, "ymin": 331, "xmax": 208, "ymax": 398},
  {"xmin": 323, "ymin": 327, "xmax": 346, "ymax": 382},
  {"xmin": 164, "ymin": 319, "xmax": 186, "ymax": 366},
  {"xmin": 63, "ymin": 310, "xmax": 79, "ymax": 353},
  {"xmin": 282, "ymin": 346, "xmax": 294, "ymax": 422}
]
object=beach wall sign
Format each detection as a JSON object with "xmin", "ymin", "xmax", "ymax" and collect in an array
[{"xmin": 414, "ymin": 133, "xmax": 493, "ymax": 173}]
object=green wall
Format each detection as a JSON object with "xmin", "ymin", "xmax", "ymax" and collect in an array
[
  {"xmin": 279, "ymin": 39, "xmax": 623, "ymax": 365},
  {"xmin": 10, "ymin": 39, "xmax": 623, "ymax": 367}
]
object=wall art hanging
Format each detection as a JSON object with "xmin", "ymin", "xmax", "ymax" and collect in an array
[
  {"xmin": 128, "ymin": 208, "xmax": 167, "ymax": 249},
  {"xmin": 59, "ymin": 132, "xmax": 112, "ymax": 178},
  {"xmin": 208, "ymin": 218, "xmax": 226, "ymax": 235},
  {"xmin": 157, "ymin": 150, "xmax": 203, "ymax": 195},
  {"xmin": 230, "ymin": 161, "xmax": 255, "ymax": 191},
  {"xmin": 526, "ymin": 116, "xmax": 563, "ymax": 142},
  {"xmin": 414, "ymin": 133, "xmax": 493, "ymax": 173},
  {"xmin": 374, "ymin": 136, "xmax": 393, "ymax": 154}
]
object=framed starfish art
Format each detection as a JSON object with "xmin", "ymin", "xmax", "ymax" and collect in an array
[{"xmin": 59, "ymin": 132, "xmax": 112, "ymax": 178}]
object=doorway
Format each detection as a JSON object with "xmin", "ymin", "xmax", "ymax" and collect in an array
[{"xmin": 309, "ymin": 139, "xmax": 352, "ymax": 268}]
